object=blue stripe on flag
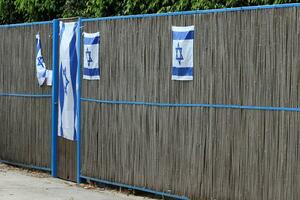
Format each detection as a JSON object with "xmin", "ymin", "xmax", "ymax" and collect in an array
[
  {"xmin": 83, "ymin": 68, "xmax": 100, "ymax": 76},
  {"xmin": 59, "ymin": 63, "xmax": 65, "ymax": 137},
  {"xmin": 36, "ymin": 38, "xmax": 40, "ymax": 53},
  {"xmin": 84, "ymin": 36, "xmax": 100, "ymax": 45},
  {"xmin": 70, "ymin": 25, "xmax": 77, "ymax": 141},
  {"xmin": 172, "ymin": 67, "xmax": 193, "ymax": 76},
  {"xmin": 172, "ymin": 31, "xmax": 194, "ymax": 40}
]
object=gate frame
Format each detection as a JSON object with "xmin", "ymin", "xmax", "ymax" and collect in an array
[
  {"xmin": 51, "ymin": 19, "xmax": 59, "ymax": 178},
  {"xmin": 76, "ymin": 17, "xmax": 82, "ymax": 184}
]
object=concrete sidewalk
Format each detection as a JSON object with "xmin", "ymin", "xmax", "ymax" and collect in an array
[{"xmin": 0, "ymin": 163, "xmax": 154, "ymax": 200}]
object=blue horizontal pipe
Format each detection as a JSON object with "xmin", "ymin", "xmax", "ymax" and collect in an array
[
  {"xmin": 0, "ymin": 93, "xmax": 51, "ymax": 98},
  {"xmin": 80, "ymin": 175, "xmax": 189, "ymax": 200},
  {"xmin": 81, "ymin": 97, "xmax": 300, "ymax": 112},
  {"xmin": 82, "ymin": 3, "xmax": 300, "ymax": 22},
  {"xmin": 0, "ymin": 3, "xmax": 297, "ymax": 28},
  {"xmin": 0, "ymin": 20, "xmax": 52, "ymax": 28},
  {"xmin": 0, "ymin": 159, "xmax": 51, "ymax": 172}
]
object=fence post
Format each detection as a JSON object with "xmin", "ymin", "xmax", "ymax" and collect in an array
[
  {"xmin": 51, "ymin": 19, "xmax": 59, "ymax": 177},
  {"xmin": 76, "ymin": 17, "xmax": 82, "ymax": 183}
]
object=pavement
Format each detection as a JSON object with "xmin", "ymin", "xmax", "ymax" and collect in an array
[{"xmin": 0, "ymin": 163, "xmax": 154, "ymax": 200}]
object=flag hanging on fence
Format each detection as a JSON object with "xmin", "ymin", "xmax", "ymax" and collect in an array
[
  {"xmin": 35, "ymin": 33, "xmax": 47, "ymax": 86},
  {"xmin": 83, "ymin": 32, "xmax": 100, "ymax": 80},
  {"xmin": 172, "ymin": 26, "xmax": 194, "ymax": 81},
  {"xmin": 58, "ymin": 21, "xmax": 78, "ymax": 141},
  {"xmin": 46, "ymin": 70, "xmax": 52, "ymax": 86},
  {"xmin": 35, "ymin": 33, "xmax": 52, "ymax": 86}
]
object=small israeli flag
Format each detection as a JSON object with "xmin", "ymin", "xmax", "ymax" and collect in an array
[
  {"xmin": 83, "ymin": 32, "xmax": 100, "ymax": 80},
  {"xmin": 58, "ymin": 21, "xmax": 79, "ymax": 141},
  {"xmin": 172, "ymin": 26, "xmax": 194, "ymax": 81},
  {"xmin": 35, "ymin": 33, "xmax": 47, "ymax": 86}
]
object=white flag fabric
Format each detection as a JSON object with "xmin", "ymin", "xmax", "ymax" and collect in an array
[
  {"xmin": 35, "ymin": 33, "xmax": 47, "ymax": 86},
  {"xmin": 58, "ymin": 21, "xmax": 78, "ymax": 141},
  {"xmin": 172, "ymin": 26, "xmax": 194, "ymax": 81},
  {"xmin": 83, "ymin": 32, "xmax": 100, "ymax": 80},
  {"xmin": 46, "ymin": 70, "xmax": 52, "ymax": 86}
]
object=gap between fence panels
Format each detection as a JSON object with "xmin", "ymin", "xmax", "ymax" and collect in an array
[{"xmin": 80, "ymin": 175, "xmax": 190, "ymax": 200}]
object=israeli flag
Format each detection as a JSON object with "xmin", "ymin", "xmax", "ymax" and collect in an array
[
  {"xmin": 172, "ymin": 26, "xmax": 194, "ymax": 81},
  {"xmin": 83, "ymin": 32, "xmax": 100, "ymax": 80},
  {"xmin": 35, "ymin": 33, "xmax": 47, "ymax": 86},
  {"xmin": 58, "ymin": 21, "xmax": 78, "ymax": 141}
]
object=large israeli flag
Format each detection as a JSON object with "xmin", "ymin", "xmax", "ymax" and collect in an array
[
  {"xmin": 58, "ymin": 21, "xmax": 78, "ymax": 141},
  {"xmin": 83, "ymin": 32, "xmax": 100, "ymax": 80},
  {"xmin": 172, "ymin": 26, "xmax": 194, "ymax": 81},
  {"xmin": 35, "ymin": 33, "xmax": 47, "ymax": 86}
]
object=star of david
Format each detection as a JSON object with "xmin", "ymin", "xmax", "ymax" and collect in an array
[
  {"xmin": 85, "ymin": 48, "xmax": 93, "ymax": 66},
  {"xmin": 62, "ymin": 67, "xmax": 69, "ymax": 95},
  {"xmin": 37, "ymin": 56, "xmax": 44, "ymax": 67},
  {"xmin": 175, "ymin": 43, "xmax": 184, "ymax": 65},
  {"xmin": 37, "ymin": 56, "xmax": 47, "ymax": 78}
]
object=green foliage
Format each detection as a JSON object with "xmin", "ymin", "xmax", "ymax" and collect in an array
[
  {"xmin": 62, "ymin": 0, "xmax": 86, "ymax": 18},
  {"xmin": 0, "ymin": 0, "xmax": 24, "ymax": 24},
  {"xmin": 1, "ymin": 0, "xmax": 300, "ymax": 24},
  {"xmin": 14, "ymin": 0, "xmax": 65, "ymax": 22},
  {"xmin": 94, "ymin": 0, "xmax": 125, "ymax": 16}
]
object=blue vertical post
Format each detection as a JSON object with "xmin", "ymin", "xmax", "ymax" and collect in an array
[
  {"xmin": 51, "ymin": 19, "xmax": 59, "ymax": 177},
  {"xmin": 76, "ymin": 17, "xmax": 82, "ymax": 183}
]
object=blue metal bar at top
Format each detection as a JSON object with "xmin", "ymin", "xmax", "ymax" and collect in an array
[
  {"xmin": 0, "ymin": 3, "xmax": 298, "ymax": 28},
  {"xmin": 51, "ymin": 19, "xmax": 59, "ymax": 178},
  {"xmin": 82, "ymin": 3, "xmax": 300, "ymax": 22},
  {"xmin": 0, "ymin": 20, "xmax": 52, "ymax": 28},
  {"xmin": 81, "ymin": 97, "xmax": 300, "ymax": 112},
  {"xmin": 76, "ymin": 18, "xmax": 82, "ymax": 184}
]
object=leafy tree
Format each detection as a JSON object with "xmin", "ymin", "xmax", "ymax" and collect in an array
[
  {"xmin": 84, "ymin": 0, "xmax": 126, "ymax": 17},
  {"xmin": 1, "ymin": 0, "xmax": 300, "ymax": 24},
  {"xmin": 123, "ymin": 0, "xmax": 192, "ymax": 14},
  {"xmin": 62, "ymin": 0, "xmax": 87, "ymax": 18},
  {"xmin": 14, "ymin": 0, "xmax": 65, "ymax": 22},
  {"xmin": 0, "ymin": 0, "xmax": 24, "ymax": 24}
]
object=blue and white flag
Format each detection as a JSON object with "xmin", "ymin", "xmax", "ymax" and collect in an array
[
  {"xmin": 83, "ymin": 32, "xmax": 100, "ymax": 80},
  {"xmin": 58, "ymin": 21, "xmax": 78, "ymax": 141},
  {"xmin": 172, "ymin": 26, "xmax": 194, "ymax": 81},
  {"xmin": 46, "ymin": 69, "xmax": 52, "ymax": 86},
  {"xmin": 35, "ymin": 33, "xmax": 47, "ymax": 86}
]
